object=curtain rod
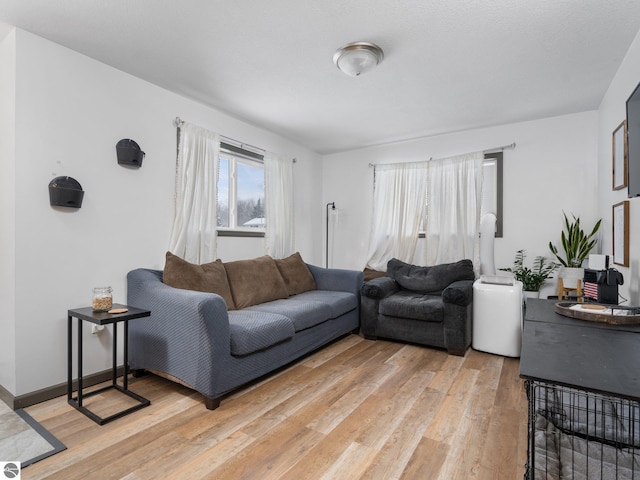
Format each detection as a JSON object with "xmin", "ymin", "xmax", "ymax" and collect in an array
[
  {"xmin": 174, "ymin": 116, "xmax": 265, "ymax": 156},
  {"xmin": 429, "ymin": 142, "xmax": 516, "ymax": 161},
  {"xmin": 368, "ymin": 142, "xmax": 516, "ymax": 167},
  {"xmin": 174, "ymin": 116, "xmax": 297, "ymax": 163}
]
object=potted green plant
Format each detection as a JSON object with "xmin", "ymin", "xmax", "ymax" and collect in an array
[
  {"xmin": 501, "ymin": 250, "xmax": 559, "ymax": 299},
  {"xmin": 548, "ymin": 212, "xmax": 602, "ymax": 287}
]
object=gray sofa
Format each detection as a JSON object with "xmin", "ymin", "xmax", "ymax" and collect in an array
[
  {"xmin": 126, "ymin": 254, "xmax": 362, "ymax": 410},
  {"xmin": 360, "ymin": 258, "xmax": 475, "ymax": 356}
]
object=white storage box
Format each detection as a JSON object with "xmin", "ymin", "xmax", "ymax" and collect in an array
[{"xmin": 472, "ymin": 275, "xmax": 523, "ymax": 357}]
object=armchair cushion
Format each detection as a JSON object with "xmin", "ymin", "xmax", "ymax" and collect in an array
[
  {"xmin": 386, "ymin": 258, "xmax": 474, "ymax": 294},
  {"xmin": 379, "ymin": 291, "xmax": 443, "ymax": 322}
]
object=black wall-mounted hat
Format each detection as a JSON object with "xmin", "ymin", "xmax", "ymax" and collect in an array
[
  {"xmin": 116, "ymin": 139, "xmax": 145, "ymax": 167},
  {"xmin": 49, "ymin": 176, "xmax": 84, "ymax": 208}
]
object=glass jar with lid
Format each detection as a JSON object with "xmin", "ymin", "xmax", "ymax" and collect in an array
[{"xmin": 92, "ymin": 286, "xmax": 113, "ymax": 312}]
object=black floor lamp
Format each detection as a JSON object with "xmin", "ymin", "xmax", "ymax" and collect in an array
[{"xmin": 326, "ymin": 202, "xmax": 335, "ymax": 268}]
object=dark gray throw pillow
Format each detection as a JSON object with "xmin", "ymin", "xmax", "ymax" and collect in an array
[{"xmin": 386, "ymin": 258, "xmax": 474, "ymax": 294}]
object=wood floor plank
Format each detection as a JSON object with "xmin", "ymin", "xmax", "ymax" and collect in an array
[
  {"xmin": 476, "ymin": 407, "xmax": 524, "ymax": 480},
  {"xmin": 360, "ymin": 387, "xmax": 446, "ymax": 479},
  {"xmin": 423, "ymin": 366, "xmax": 480, "ymax": 444},
  {"xmin": 300, "ymin": 334, "xmax": 366, "ymax": 368},
  {"xmin": 151, "ymin": 430, "xmax": 254, "ymax": 480},
  {"xmin": 400, "ymin": 437, "xmax": 450, "ymax": 480},
  {"xmin": 436, "ymin": 356, "xmax": 503, "ymax": 479},
  {"xmin": 204, "ymin": 421, "xmax": 324, "ymax": 480},
  {"xmin": 173, "ymin": 363, "xmax": 327, "ymax": 442},
  {"xmin": 352, "ymin": 372, "xmax": 434, "ymax": 450},
  {"xmin": 304, "ymin": 361, "xmax": 398, "ymax": 435},
  {"xmin": 318, "ymin": 441, "xmax": 379, "ymax": 480},
  {"xmin": 494, "ymin": 356, "xmax": 526, "ymax": 408},
  {"xmin": 341, "ymin": 339, "xmax": 404, "ymax": 370},
  {"xmin": 425, "ymin": 352, "xmax": 467, "ymax": 393},
  {"xmin": 23, "ymin": 339, "xmax": 529, "ymax": 480}
]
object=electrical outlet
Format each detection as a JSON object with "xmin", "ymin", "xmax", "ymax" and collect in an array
[{"xmin": 91, "ymin": 325, "xmax": 105, "ymax": 334}]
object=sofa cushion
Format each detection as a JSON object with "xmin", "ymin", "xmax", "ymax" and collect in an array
[
  {"xmin": 228, "ymin": 310, "xmax": 295, "ymax": 356},
  {"xmin": 386, "ymin": 258, "xmax": 475, "ymax": 294},
  {"xmin": 379, "ymin": 291, "xmax": 443, "ymax": 322},
  {"xmin": 163, "ymin": 251, "xmax": 236, "ymax": 310},
  {"xmin": 292, "ymin": 290, "xmax": 358, "ymax": 319},
  {"xmin": 274, "ymin": 252, "xmax": 316, "ymax": 296},
  {"xmin": 224, "ymin": 255, "xmax": 289, "ymax": 309},
  {"xmin": 247, "ymin": 298, "xmax": 332, "ymax": 332}
]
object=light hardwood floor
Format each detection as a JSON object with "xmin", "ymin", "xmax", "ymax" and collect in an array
[{"xmin": 24, "ymin": 335, "xmax": 528, "ymax": 479}]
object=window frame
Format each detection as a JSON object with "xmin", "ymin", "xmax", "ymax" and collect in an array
[
  {"xmin": 217, "ymin": 142, "xmax": 265, "ymax": 238},
  {"xmin": 482, "ymin": 151, "xmax": 504, "ymax": 238}
]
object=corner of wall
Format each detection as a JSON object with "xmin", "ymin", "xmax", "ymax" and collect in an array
[{"xmin": 0, "ymin": 27, "xmax": 17, "ymax": 395}]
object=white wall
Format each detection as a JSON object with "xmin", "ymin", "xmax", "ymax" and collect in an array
[
  {"xmin": 597, "ymin": 28, "xmax": 640, "ymax": 304},
  {"xmin": 0, "ymin": 29, "xmax": 16, "ymax": 394},
  {"xmin": 322, "ymin": 111, "xmax": 600, "ymax": 300},
  {"xmin": 7, "ymin": 29, "xmax": 322, "ymax": 397}
]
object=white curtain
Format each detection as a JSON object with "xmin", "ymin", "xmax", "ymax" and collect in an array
[
  {"xmin": 365, "ymin": 162, "xmax": 428, "ymax": 271},
  {"xmin": 264, "ymin": 152, "xmax": 294, "ymax": 258},
  {"xmin": 168, "ymin": 123, "xmax": 220, "ymax": 264},
  {"xmin": 424, "ymin": 151, "xmax": 484, "ymax": 270}
]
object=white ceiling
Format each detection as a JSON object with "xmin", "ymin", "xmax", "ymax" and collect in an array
[{"xmin": 1, "ymin": 0, "xmax": 640, "ymax": 155}]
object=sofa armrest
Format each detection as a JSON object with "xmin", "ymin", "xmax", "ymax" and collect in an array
[
  {"xmin": 126, "ymin": 268, "xmax": 231, "ymax": 397},
  {"xmin": 360, "ymin": 276, "xmax": 399, "ymax": 299},
  {"xmin": 306, "ymin": 263, "xmax": 363, "ymax": 296},
  {"xmin": 442, "ymin": 279, "xmax": 474, "ymax": 307}
]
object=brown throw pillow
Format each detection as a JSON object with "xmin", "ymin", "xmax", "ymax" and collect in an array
[
  {"xmin": 163, "ymin": 252, "xmax": 236, "ymax": 310},
  {"xmin": 224, "ymin": 255, "xmax": 289, "ymax": 308},
  {"xmin": 275, "ymin": 252, "xmax": 316, "ymax": 296}
]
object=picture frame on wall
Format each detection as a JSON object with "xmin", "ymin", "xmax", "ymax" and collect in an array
[
  {"xmin": 612, "ymin": 200, "xmax": 629, "ymax": 266},
  {"xmin": 612, "ymin": 120, "xmax": 628, "ymax": 190}
]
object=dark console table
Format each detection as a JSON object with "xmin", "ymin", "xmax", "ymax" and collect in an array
[
  {"xmin": 67, "ymin": 304, "xmax": 151, "ymax": 425},
  {"xmin": 520, "ymin": 299, "xmax": 640, "ymax": 479}
]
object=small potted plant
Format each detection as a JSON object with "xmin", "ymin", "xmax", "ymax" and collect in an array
[
  {"xmin": 548, "ymin": 212, "xmax": 602, "ymax": 287},
  {"xmin": 501, "ymin": 250, "xmax": 559, "ymax": 300}
]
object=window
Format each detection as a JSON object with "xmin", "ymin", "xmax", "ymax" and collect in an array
[
  {"xmin": 217, "ymin": 143, "xmax": 265, "ymax": 236},
  {"xmin": 482, "ymin": 151, "xmax": 503, "ymax": 237},
  {"xmin": 418, "ymin": 152, "xmax": 503, "ymax": 237}
]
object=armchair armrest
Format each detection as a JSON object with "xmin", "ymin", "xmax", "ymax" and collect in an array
[
  {"xmin": 360, "ymin": 276, "xmax": 399, "ymax": 299},
  {"xmin": 442, "ymin": 279, "xmax": 474, "ymax": 307}
]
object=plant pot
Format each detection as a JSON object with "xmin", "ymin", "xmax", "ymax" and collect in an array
[
  {"xmin": 560, "ymin": 267, "xmax": 584, "ymax": 289},
  {"xmin": 523, "ymin": 290, "xmax": 540, "ymax": 304}
]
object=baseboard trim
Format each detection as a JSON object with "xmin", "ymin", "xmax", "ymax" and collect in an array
[
  {"xmin": 1, "ymin": 366, "xmax": 126, "ymax": 410},
  {"xmin": 0, "ymin": 383, "xmax": 14, "ymax": 409}
]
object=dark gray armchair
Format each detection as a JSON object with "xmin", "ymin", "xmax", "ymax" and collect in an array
[{"xmin": 360, "ymin": 258, "xmax": 475, "ymax": 356}]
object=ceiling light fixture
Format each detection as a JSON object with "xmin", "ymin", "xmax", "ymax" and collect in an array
[{"xmin": 333, "ymin": 42, "xmax": 384, "ymax": 77}]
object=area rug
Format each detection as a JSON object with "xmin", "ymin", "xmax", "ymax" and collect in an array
[{"xmin": 0, "ymin": 401, "xmax": 66, "ymax": 468}]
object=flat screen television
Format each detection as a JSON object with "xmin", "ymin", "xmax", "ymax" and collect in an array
[{"xmin": 626, "ymin": 81, "xmax": 640, "ymax": 197}]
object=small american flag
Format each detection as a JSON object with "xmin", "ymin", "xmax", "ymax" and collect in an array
[{"xmin": 584, "ymin": 282, "xmax": 598, "ymax": 301}]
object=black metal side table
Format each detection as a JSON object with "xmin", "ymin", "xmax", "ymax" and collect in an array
[{"xmin": 67, "ymin": 304, "xmax": 151, "ymax": 425}]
